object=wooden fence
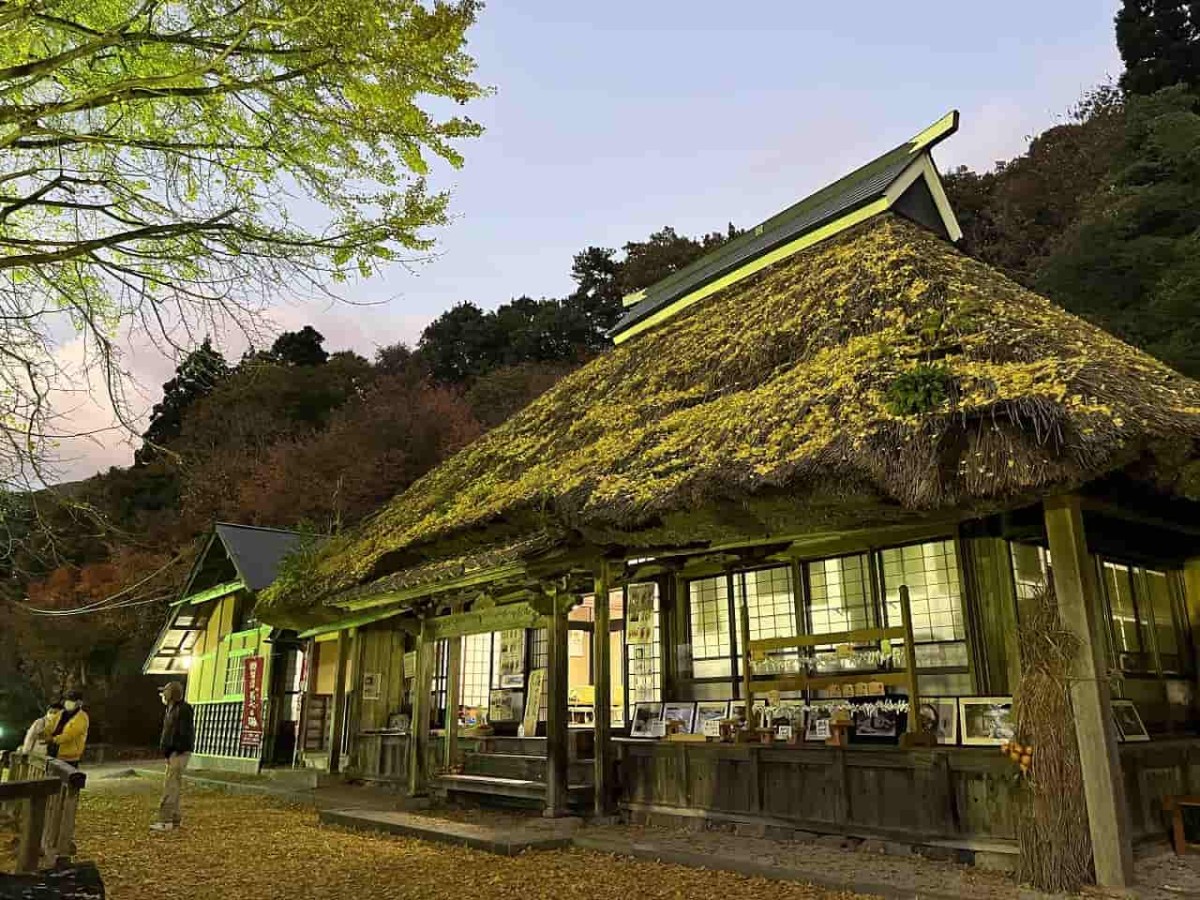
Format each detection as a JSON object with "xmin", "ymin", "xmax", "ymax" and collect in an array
[{"xmin": 0, "ymin": 751, "xmax": 87, "ymax": 873}]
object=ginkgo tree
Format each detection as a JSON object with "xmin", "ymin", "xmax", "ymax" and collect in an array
[{"xmin": 0, "ymin": 0, "xmax": 485, "ymax": 490}]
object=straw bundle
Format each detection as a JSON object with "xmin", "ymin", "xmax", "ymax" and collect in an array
[{"xmin": 1012, "ymin": 579, "xmax": 1093, "ymax": 892}]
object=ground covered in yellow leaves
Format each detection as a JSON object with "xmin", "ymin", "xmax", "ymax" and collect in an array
[{"xmin": 77, "ymin": 777, "xmax": 868, "ymax": 900}]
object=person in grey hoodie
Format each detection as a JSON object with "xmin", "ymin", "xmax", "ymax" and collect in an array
[{"xmin": 151, "ymin": 682, "xmax": 194, "ymax": 832}]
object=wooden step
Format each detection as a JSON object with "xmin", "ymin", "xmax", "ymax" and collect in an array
[
  {"xmin": 437, "ymin": 773, "xmax": 593, "ymax": 803},
  {"xmin": 461, "ymin": 751, "xmax": 593, "ymax": 783}
]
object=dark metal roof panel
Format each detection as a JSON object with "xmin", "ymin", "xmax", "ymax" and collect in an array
[
  {"xmin": 612, "ymin": 118, "xmax": 954, "ymax": 337},
  {"xmin": 214, "ymin": 523, "xmax": 307, "ymax": 591}
]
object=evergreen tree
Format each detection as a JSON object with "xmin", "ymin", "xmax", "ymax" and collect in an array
[
  {"xmin": 271, "ymin": 326, "xmax": 329, "ymax": 367},
  {"xmin": 1036, "ymin": 86, "xmax": 1200, "ymax": 377},
  {"xmin": 136, "ymin": 339, "xmax": 229, "ymax": 465},
  {"xmin": 1117, "ymin": 0, "xmax": 1200, "ymax": 95}
]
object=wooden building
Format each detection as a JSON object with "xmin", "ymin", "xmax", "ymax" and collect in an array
[
  {"xmin": 144, "ymin": 523, "xmax": 314, "ymax": 773},
  {"xmin": 258, "ymin": 113, "xmax": 1200, "ymax": 887}
]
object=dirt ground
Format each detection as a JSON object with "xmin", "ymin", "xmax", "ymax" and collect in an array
[{"xmin": 73, "ymin": 775, "xmax": 869, "ymax": 900}]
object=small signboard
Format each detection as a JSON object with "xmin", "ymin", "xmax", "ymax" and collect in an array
[
  {"xmin": 362, "ymin": 672, "xmax": 382, "ymax": 701},
  {"xmin": 240, "ymin": 656, "xmax": 265, "ymax": 747},
  {"xmin": 702, "ymin": 718, "xmax": 722, "ymax": 738}
]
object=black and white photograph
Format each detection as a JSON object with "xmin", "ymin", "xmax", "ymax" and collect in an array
[
  {"xmin": 1111, "ymin": 699, "xmax": 1150, "ymax": 742},
  {"xmin": 958, "ymin": 697, "xmax": 1015, "ymax": 745},
  {"xmin": 917, "ymin": 698, "xmax": 959, "ymax": 745},
  {"xmin": 630, "ymin": 702, "xmax": 664, "ymax": 738},
  {"xmin": 852, "ymin": 706, "xmax": 900, "ymax": 740},
  {"xmin": 805, "ymin": 704, "xmax": 833, "ymax": 742}
]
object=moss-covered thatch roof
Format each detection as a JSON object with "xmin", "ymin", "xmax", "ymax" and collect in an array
[{"xmin": 259, "ymin": 214, "xmax": 1200, "ymax": 628}]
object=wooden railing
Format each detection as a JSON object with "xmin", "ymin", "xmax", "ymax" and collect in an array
[
  {"xmin": 743, "ymin": 584, "xmax": 922, "ymax": 735},
  {"xmin": 1, "ymin": 750, "xmax": 87, "ymax": 873}
]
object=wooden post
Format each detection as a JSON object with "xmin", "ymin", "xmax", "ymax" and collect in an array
[
  {"xmin": 1182, "ymin": 560, "xmax": 1200, "ymax": 684},
  {"xmin": 739, "ymin": 585, "xmax": 753, "ymax": 720},
  {"xmin": 408, "ymin": 616, "xmax": 435, "ymax": 796},
  {"xmin": 593, "ymin": 563, "xmax": 613, "ymax": 817},
  {"xmin": 17, "ymin": 794, "xmax": 48, "ymax": 873},
  {"xmin": 294, "ymin": 638, "xmax": 316, "ymax": 768},
  {"xmin": 443, "ymin": 634, "xmax": 463, "ymax": 771},
  {"xmin": 899, "ymin": 585, "xmax": 922, "ymax": 734},
  {"xmin": 545, "ymin": 590, "xmax": 570, "ymax": 817},
  {"xmin": 1044, "ymin": 494, "xmax": 1134, "ymax": 888},
  {"xmin": 327, "ymin": 628, "xmax": 351, "ymax": 774}
]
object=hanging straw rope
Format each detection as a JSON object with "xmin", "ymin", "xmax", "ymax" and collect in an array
[{"xmin": 1012, "ymin": 578, "xmax": 1094, "ymax": 892}]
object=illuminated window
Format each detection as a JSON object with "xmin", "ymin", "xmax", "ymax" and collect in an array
[
  {"xmin": 460, "ymin": 632, "xmax": 495, "ymax": 710},
  {"xmin": 880, "ymin": 541, "xmax": 965, "ymax": 643},
  {"xmin": 1101, "ymin": 561, "xmax": 1188, "ymax": 675},
  {"xmin": 688, "ymin": 575, "xmax": 732, "ymax": 679},
  {"xmin": 808, "ymin": 555, "xmax": 874, "ymax": 636},
  {"xmin": 1010, "ymin": 543, "xmax": 1050, "ymax": 604},
  {"xmin": 625, "ymin": 583, "xmax": 661, "ymax": 705},
  {"xmin": 740, "ymin": 567, "xmax": 797, "ymax": 642},
  {"xmin": 224, "ymin": 653, "xmax": 245, "ymax": 697}
]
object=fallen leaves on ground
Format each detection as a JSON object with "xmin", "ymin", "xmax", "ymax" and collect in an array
[{"xmin": 76, "ymin": 778, "xmax": 871, "ymax": 900}]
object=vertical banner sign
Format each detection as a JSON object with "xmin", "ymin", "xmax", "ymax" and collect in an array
[
  {"xmin": 522, "ymin": 668, "xmax": 546, "ymax": 737},
  {"xmin": 240, "ymin": 655, "xmax": 265, "ymax": 747},
  {"xmin": 626, "ymin": 583, "xmax": 655, "ymax": 645}
]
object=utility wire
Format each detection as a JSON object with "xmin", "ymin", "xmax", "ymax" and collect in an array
[{"xmin": 13, "ymin": 551, "xmax": 188, "ymax": 616}]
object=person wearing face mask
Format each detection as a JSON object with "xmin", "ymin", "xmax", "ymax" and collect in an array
[
  {"xmin": 21, "ymin": 701, "xmax": 64, "ymax": 755},
  {"xmin": 47, "ymin": 689, "xmax": 90, "ymax": 768},
  {"xmin": 151, "ymin": 682, "xmax": 194, "ymax": 832}
]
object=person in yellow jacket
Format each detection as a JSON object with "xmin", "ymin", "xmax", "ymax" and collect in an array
[{"xmin": 47, "ymin": 689, "xmax": 90, "ymax": 768}]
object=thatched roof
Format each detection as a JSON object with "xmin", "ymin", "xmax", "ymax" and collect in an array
[{"xmin": 258, "ymin": 214, "xmax": 1200, "ymax": 629}]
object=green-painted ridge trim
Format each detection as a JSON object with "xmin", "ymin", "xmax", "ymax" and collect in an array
[
  {"xmin": 613, "ymin": 198, "xmax": 889, "ymax": 345},
  {"xmin": 173, "ymin": 579, "xmax": 244, "ymax": 607}
]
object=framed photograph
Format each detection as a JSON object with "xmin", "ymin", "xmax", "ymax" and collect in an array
[
  {"xmin": 1111, "ymin": 699, "xmax": 1150, "ymax": 742},
  {"xmin": 728, "ymin": 700, "xmax": 746, "ymax": 724},
  {"xmin": 958, "ymin": 697, "xmax": 1015, "ymax": 746},
  {"xmin": 662, "ymin": 701, "xmax": 696, "ymax": 734},
  {"xmin": 916, "ymin": 698, "xmax": 959, "ymax": 745},
  {"xmin": 805, "ymin": 704, "xmax": 832, "ymax": 742},
  {"xmin": 361, "ymin": 671, "xmax": 382, "ymax": 701},
  {"xmin": 852, "ymin": 706, "xmax": 900, "ymax": 741},
  {"xmin": 489, "ymin": 689, "xmax": 523, "ymax": 723},
  {"xmin": 630, "ymin": 702, "xmax": 664, "ymax": 738},
  {"xmin": 693, "ymin": 700, "xmax": 728, "ymax": 733},
  {"xmin": 498, "ymin": 629, "xmax": 526, "ymax": 689}
]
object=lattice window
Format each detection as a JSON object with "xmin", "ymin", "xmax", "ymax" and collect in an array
[
  {"xmin": 193, "ymin": 701, "xmax": 258, "ymax": 759},
  {"xmin": 223, "ymin": 653, "xmax": 246, "ymax": 697},
  {"xmin": 808, "ymin": 554, "xmax": 874, "ymax": 637},
  {"xmin": 741, "ymin": 567, "xmax": 797, "ymax": 642},
  {"xmin": 529, "ymin": 628, "xmax": 549, "ymax": 670},
  {"xmin": 1103, "ymin": 562, "xmax": 1143, "ymax": 670},
  {"xmin": 625, "ymin": 583, "xmax": 661, "ymax": 705},
  {"xmin": 460, "ymin": 632, "xmax": 494, "ymax": 710},
  {"xmin": 688, "ymin": 575, "xmax": 731, "ymax": 678},
  {"xmin": 880, "ymin": 540, "xmax": 965, "ymax": 644},
  {"xmin": 1140, "ymin": 569, "xmax": 1184, "ymax": 673},
  {"xmin": 1010, "ymin": 542, "xmax": 1051, "ymax": 605},
  {"xmin": 1101, "ymin": 561, "xmax": 1188, "ymax": 675}
]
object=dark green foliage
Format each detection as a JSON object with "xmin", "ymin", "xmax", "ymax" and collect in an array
[
  {"xmin": 136, "ymin": 339, "xmax": 229, "ymax": 465},
  {"xmin": 1116, "ymin": 0, "xmax": 1200, "ymax": 95},
  {"xmin": 884, "ymin": 364, "xmax": 955, "ymax": 416},
  {"xmin": 270, "ymin": 326, "xmax": 329, "ymax": 367},
  {"xmin": 1036, "ymin": 86, "xmax": 1200, "ymax": 377},
  {"xmin": 943, "ymin": 86, "xmax": 1126, "ymax": 285},
  {"xmin": 418, "ymin": 225, "xmax": 743, "ymax": 384}
]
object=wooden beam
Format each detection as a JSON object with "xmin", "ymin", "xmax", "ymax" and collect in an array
[
  {"xmin": 544, "ymin": 590, "xmax": 570, "ymax": 817},
  {"xmin": 427, "ymin": 602, "xmax": 544, "ymax": 640},
  {"xmin": 593, "ymin": 563, "xmax": 613, "ymax": 817},
  {"xmin": 327, "ymin": 629, "xmax": 351, "ymax": 774},
  {"xmin": 1043, "ymin": 494, "xmax": 1134, "ymax": 888},
  {"xmin": 408, "ymin": 617, "xmax": 435, "ymax": 796},
  {"xmin": 444, "ymin": 634, "xmax": 463, "ymax": 771}
]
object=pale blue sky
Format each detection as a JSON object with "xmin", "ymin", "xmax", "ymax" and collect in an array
[{"xmin": 60, "ymin": 0, "xmax": 1124, "ymax": 478}]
